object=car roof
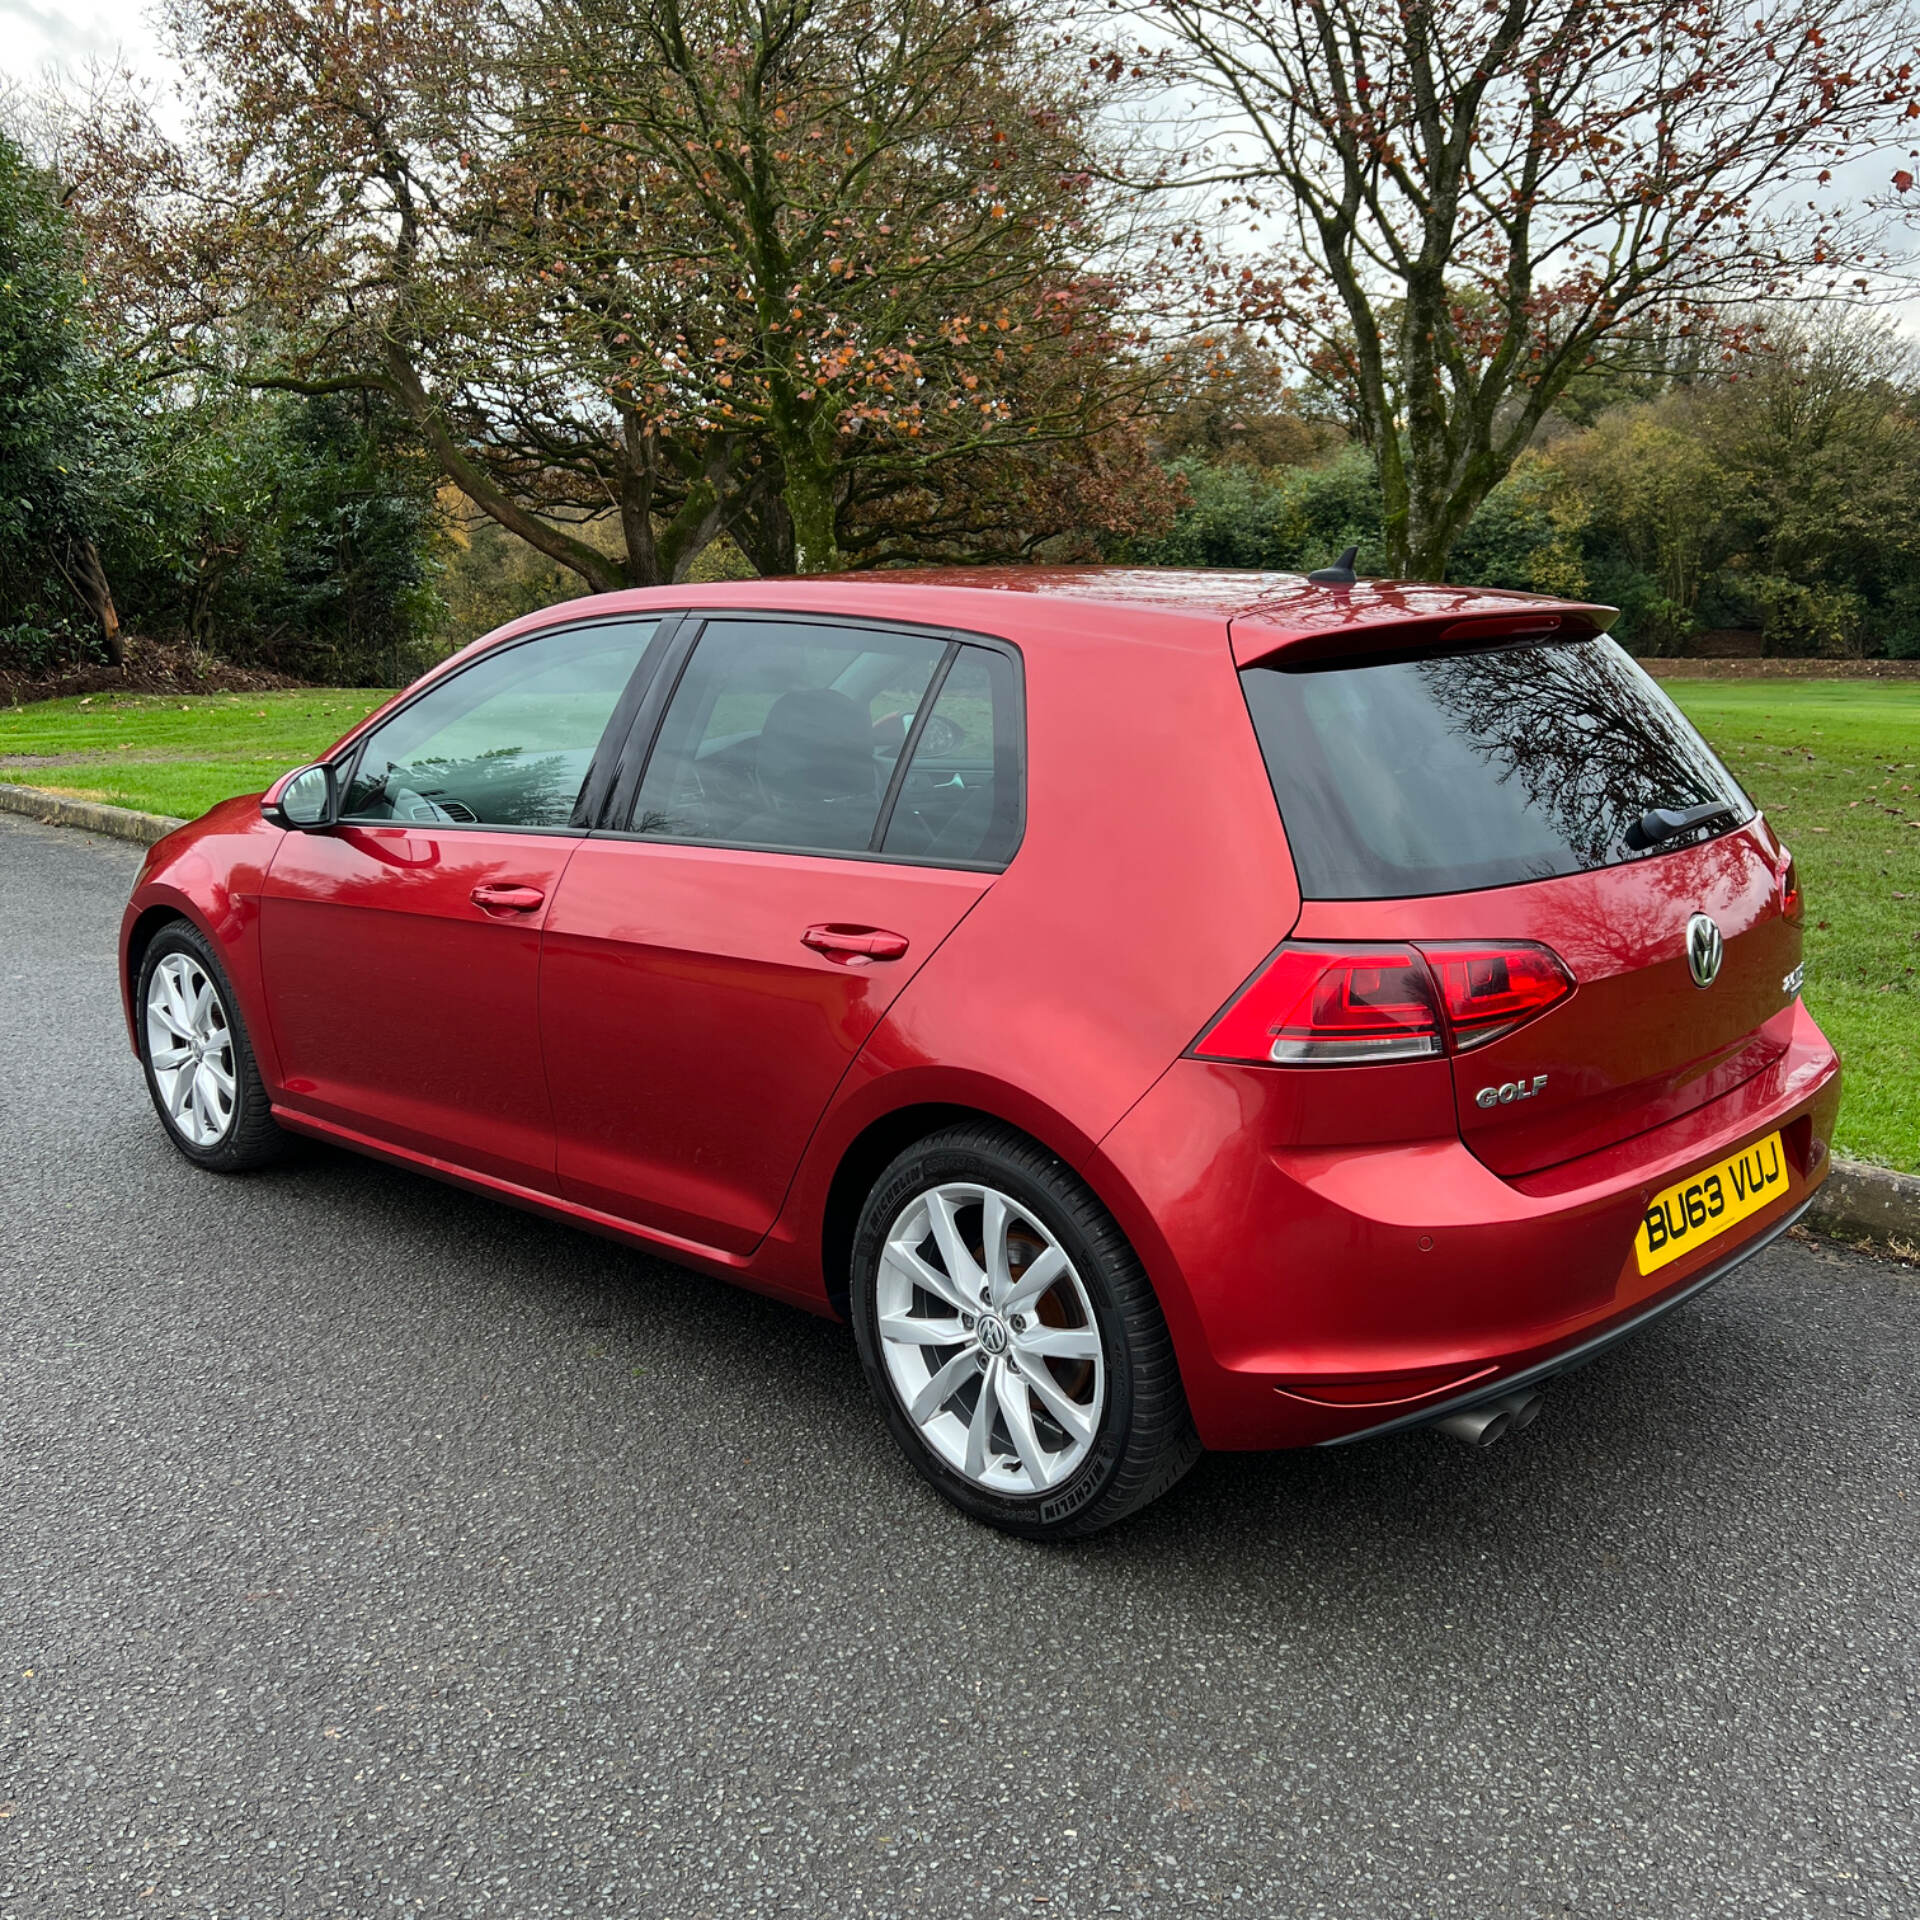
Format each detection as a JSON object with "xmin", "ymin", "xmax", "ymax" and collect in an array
[{"xmin": 468, "ymin": 567, "xmax": 1614, "ymax": 668}]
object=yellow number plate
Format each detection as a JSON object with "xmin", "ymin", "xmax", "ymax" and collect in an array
[{"xmin": 1636, "ymin": 1131, "xmax": 1789, "ymax": 1275}]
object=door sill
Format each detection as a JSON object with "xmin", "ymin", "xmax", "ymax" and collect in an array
[{"xmin": 270, "ymin": 1105, "xmax": 819, "ymax": 1303}]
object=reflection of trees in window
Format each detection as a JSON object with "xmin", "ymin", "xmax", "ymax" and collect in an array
[
  {"xmin": 402, "ymin": 749, "xmax": 578, "ymax": 827},
  {"xmin": 1413, "ymin": 645, "xmax": 1741, "ymax": 867}
]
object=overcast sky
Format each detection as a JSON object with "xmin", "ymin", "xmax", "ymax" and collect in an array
[
  {"xmin": 7, "ymin": 0, "xmax": 1912, "ymax": 334},
  {"xmin": 0, "ymin": 0, "xmax": 167, "ymax": 87}
]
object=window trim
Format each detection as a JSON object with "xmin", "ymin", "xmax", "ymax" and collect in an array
[
  {"xmin": 595, "ymin": 608, "xmax": 1027, "ymax": 871},
  {"xmin": 331, "ymin": 614, "xmax": 679, "ymax": 837}
]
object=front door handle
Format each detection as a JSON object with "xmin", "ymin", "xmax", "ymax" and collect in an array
[
  {"xmin": 471, "ymin": 883, "xmax": 546, "ymax": 914},
  {"xmin": 802, "ymin": 923, "xmax": 910, "ymax": 962}
]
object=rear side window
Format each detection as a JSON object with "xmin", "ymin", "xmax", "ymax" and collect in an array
[
  {"xmin": 877, "ymin": 646, "xmax": 1023, "ymax": 868},
  {"xmin": 628, "ymin": 618, "xmax": 1024, "ymax": 866},
  {"xmin": 1239, "ymin": 638, "xmax": 1753, "ymax": 899},
  {"xmin": 632, "ymin": 619, "xmax": 947, "ymax": 853}
]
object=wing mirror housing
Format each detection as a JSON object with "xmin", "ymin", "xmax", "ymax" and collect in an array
[{"xmin": 264, "ymin": 762, "xmax": 338, "ymax": 831}]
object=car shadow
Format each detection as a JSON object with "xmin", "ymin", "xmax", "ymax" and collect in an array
[{"xmin": 238, "ymin": 1134, "xmax": 1833, "ymax": 1628}]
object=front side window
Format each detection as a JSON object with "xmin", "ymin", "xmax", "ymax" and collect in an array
[
  {"xmin": 631, "ymin": 620, "xmax": 950, "ymax": 853},
  {"xmin": 1239, "ymin": 637, "xmax": 1754, "ymax": 899},
  {"xmin": 342, "ymin": 621, "xmax": 657, "ymax": 829}
]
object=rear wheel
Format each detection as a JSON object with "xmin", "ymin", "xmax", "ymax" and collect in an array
[
  {"xmin": 850, "ymin": 1123, "xmax": 1201, "ymax": 1539},
  {"xmin": 137, "ymin": 920, "xmax": 282, "ymax": 1172}
]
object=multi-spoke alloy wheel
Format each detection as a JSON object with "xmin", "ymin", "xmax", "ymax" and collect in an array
[
  {"xmin": 851, "ymin": 1123, "xmax": 1202, "ymax": 1539},
  {"xmin": 136, "ymin": 922, "xmax": 282, "ymax": 1172},
  {"xmin": 876, "ymin": 1182, "xmax": 1106, "ymax": 1495},
  {"xmin": 145, "ymin": 952, "xmax": 237, "ymax": 1147}
]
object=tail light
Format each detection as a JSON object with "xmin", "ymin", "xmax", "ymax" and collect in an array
[
  {"xmin": 1419, "ymin": 943, "xmax": 1575, "ymax": 1052},
  {"xmin": 1193, "ymin": 940, "xmax": 1571, "ymax": 1067},
  {"xmin": 1779, "ymin": 852, "xmax": 1803, "ymax": 926}
]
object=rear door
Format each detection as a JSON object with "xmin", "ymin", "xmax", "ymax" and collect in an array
[
  {"xmin": 1235, "ymin": 633, "xmax": 1802, "ymax": 1178},
  {"xmin": 539, "ymin": 616, "xmax": 1024, "ymax": 1253}
]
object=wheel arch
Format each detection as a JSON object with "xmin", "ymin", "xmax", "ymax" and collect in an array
[{"xmin": 814, "ymin": 1088, "xmax": 1160, "ymax": 1326}]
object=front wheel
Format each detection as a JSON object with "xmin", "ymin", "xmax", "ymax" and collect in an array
[
  {"xmin": 136, "ymin": 920, "xmax": 283, "ymax": 1172},
  {"xmin": 849, "ymin": 1123, "xmax": 1201, "ymax": 1539}
]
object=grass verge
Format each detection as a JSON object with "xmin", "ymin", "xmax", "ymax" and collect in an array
[
  {"xmin": 0, "ymin": 691, "xmax": 390, "ymax": 821},
  {"xmin": 1666, "ymin": 681, "xmax": 1919, "ymax": 1173}
]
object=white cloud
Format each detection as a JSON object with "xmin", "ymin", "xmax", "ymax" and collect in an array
[{"xmin": 0, "ymin": 0, "xmax": 164, "ymax": 85}]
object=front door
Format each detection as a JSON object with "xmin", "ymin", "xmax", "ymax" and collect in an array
[
  {"xmin": 540, "ymin": 617, "xmax": 1022, "ymax": 1253},
  {"xmin": 260, "ymin": 617, "xmax": 662, "ymax": 1188}
]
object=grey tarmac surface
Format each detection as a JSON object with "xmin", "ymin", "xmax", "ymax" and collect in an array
[{"xmin": 1, "ymin": 808, "xmax": 1915, "ymax": 1920}]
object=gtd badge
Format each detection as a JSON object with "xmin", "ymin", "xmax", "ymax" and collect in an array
[{"xmin": 1686, "ymin": 912, "xmax": 1724, "ymax": 989}]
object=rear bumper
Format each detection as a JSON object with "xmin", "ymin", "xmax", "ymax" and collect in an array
[
  {"xmin": 1319, "ymin": 1190, "xmax": 1814, "ymax": 1445},
  {"xmin": 1087, "ymin": 998, "xmax": 1841, "ymax": 1450}
]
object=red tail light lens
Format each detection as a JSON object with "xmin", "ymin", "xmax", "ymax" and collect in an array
[
  {"xmin": 1194, "ymin": 940, "xmax": 1572, "ymax": 1066},
  {"xmin": 1418, "ymin": 942, "xmax": 1575, "ymax": 1052},
  {"xmin": 1194, "ymin": 944, "xmax": 1444, "ymax": 1065},
  {"xmin": 1779, "ymin": 852, "xmax": 1803, "ymax": 926}
]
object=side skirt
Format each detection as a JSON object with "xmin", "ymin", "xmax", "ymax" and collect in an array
[{"xmin": 271, "ymin": 1105, "xmax": 833, "ymax": 1316}]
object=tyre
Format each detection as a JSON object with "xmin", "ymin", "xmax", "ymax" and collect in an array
[
  {"xmin": 849, "ymin": 1122, "xmax": 1201, "ymax": 1539},
  {"xmin": 136, "ymin": 919, "xmax": 283, "ymax": 1172}
]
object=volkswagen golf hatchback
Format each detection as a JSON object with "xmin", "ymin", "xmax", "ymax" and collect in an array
[{"xmin": 121, "ymin": 571, "xmax": 1840, "ymax": 1536}]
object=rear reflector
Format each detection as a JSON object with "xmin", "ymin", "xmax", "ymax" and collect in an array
[{"xmin": 1193, "ymin": 940, "xmax": 1572, "ymax": 1067}]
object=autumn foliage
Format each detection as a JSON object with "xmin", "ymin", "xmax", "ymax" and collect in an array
[
  {"xmin": 1132, "ymin": 0, "xmax": 1920, "ymax": 577},
  {"xmin": 78, "ymin": 0, "xmax": 1176, "ymax": 586}
]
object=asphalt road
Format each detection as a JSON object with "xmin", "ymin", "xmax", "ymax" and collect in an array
[{"xmin": 2, "ymin": 809, "xmax": 1916, "ymax": 1920}]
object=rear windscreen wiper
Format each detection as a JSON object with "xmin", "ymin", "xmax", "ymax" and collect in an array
[{"xmin": 1625, "ymin": 800, "xmax": 1740, "ymax": 851}]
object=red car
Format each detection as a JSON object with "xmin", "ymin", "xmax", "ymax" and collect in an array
[{"xmin": 120, "ymin": 571, "xmax": 1839, "ymax": 1536}]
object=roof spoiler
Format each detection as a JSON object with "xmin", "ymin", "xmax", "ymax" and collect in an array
[{"xmin": 1230, "ymin": 605, "xmax": 1618, "ymax": 672}]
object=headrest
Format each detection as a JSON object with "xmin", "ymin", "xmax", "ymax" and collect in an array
[{"xmin": 757, "ymin": 688, "xmax": 874, "ymax": 806}]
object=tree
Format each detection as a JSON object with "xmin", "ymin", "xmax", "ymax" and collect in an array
[
  {"xmin": 1544, "ymin": 312, "xmax": 1920, "ymax": 652},
  {"xmin": 0, "ymin": 125, "xmax": 128, "ymax": 664},
  {"xmin": 85, "ymin": 0, "xmax": 1172, "ymax": 586},
  {"xmin": 1137, "ymin": 0, "xmax": 1920, "ymax": 578}
]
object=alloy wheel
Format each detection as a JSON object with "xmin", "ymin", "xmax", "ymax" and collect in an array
[
  {"xmin": 875, "ymin": 1181, "xmax": 1106, "ymax": 1495},
  {"xmin": 144, "ymin": 952, "xmax": 238, "ymax": 1148}
]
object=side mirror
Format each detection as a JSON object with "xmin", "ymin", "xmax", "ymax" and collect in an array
[{"xmin": 265, "ymin": 763, "xmax": 337, "ymax": 831}]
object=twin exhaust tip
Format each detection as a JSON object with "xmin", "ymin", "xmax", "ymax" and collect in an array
[{"xmin": 1430, "ymin": 1389, "xmax": 1546, "ymax": 1449}]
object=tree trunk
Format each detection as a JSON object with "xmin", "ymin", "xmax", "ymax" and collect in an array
[
  {"xmin": 74, "ymin": 539, "xmax": 125, "ymax": 666},
  {"xmin": 783, "ymin": 455, "xmax": 841, "ymax": 576}
]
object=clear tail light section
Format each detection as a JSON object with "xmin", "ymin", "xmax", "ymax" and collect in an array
[{"xmin": 1193, "ymin": 940, "xmax": 1572, "ymax": 1067}]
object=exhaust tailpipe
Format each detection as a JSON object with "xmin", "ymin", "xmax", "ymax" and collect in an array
[
  {"xmin": 1431, "ymin": 1389, "xmax": 1546, "ymax": 1448},
  {"xmin": 1494, "ymin": 1388, "xmax": 1545, "ymax": 1433},
  {"xmin": 1431, "ymin": 1404, "xmax": 1512, "ymax": 1448}
]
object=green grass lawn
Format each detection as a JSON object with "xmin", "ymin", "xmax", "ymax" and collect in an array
[
  {"xmin": 1665, "ymin": 681, "xmax": 1919, "ymax": 1173},
  {"xmin": 0, "ymin": 690, "xmax": 391, "ymax": 820},
  {"xmin": 5, "ymin": 677, "xmax": 1915, "ymax": 1169}
]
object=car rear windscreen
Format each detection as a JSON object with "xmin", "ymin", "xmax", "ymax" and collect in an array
[{"xmin": 1239, "ymin": 637, "xmax": 1754, "ymax": 899}]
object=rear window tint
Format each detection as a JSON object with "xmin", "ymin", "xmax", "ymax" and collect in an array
[{"xmin": 1239, "ymin": 638, "xmax": 1753, "ymax": 900}]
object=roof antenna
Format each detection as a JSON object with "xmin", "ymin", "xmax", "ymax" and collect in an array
[{"xmin": 1308, "ymin": 545, "xmax": 1359, "ymax": 587}]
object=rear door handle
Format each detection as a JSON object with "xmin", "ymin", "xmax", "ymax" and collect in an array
[
  {"xmin": 471, "ymin": 884, "xmax": 546, "ymax": 914},
  {"xmin": 802, "ymin": 923, "xmax": 910, "ymax": 961}
]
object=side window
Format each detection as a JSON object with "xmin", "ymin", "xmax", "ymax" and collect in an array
[
  {"xmin": 341, "ymin": 621, "xmax": 657, "ymax": 829},
  {"xmin": 631, "ymin": 619, "xmax": 948, "ymax": 853},
  {"xmin": 880, "ymin": 644, "xmax": 1023, "ymax": 868}
]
